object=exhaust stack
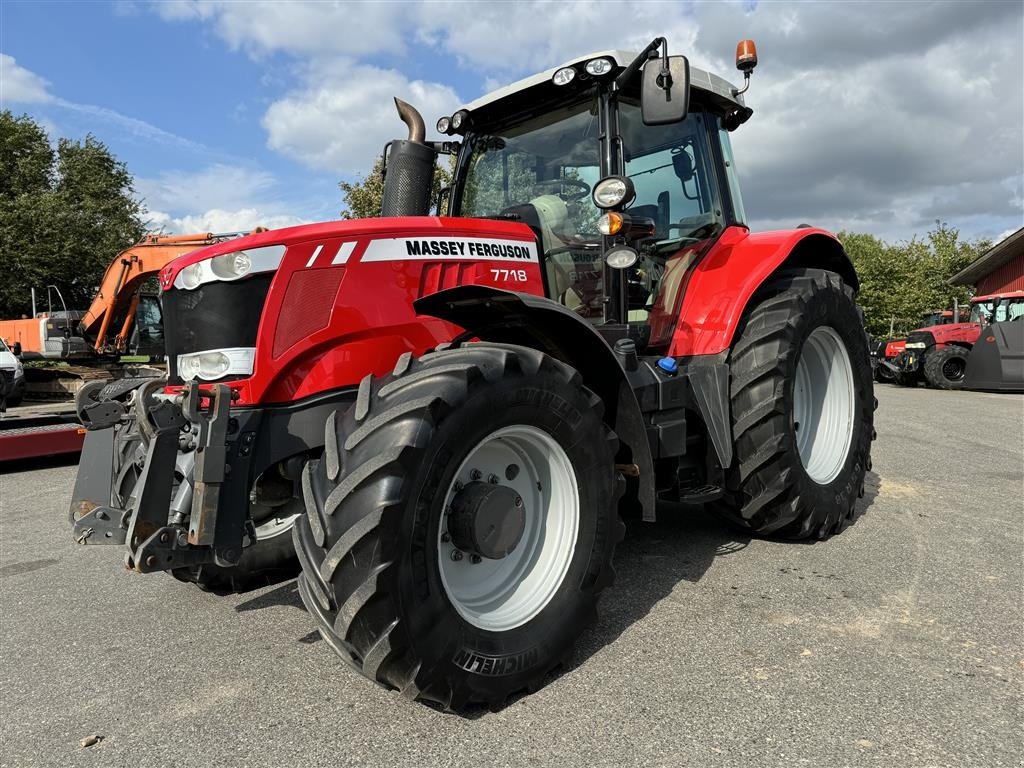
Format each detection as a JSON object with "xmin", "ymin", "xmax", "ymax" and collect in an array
[{"xmin": 380, "ymin": 98, "xmax": 436, "ymax": 217}]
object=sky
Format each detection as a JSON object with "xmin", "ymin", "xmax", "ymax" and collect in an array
[{"xmin": 1, "ymin": 0, "xmax": 1022, "ymax": 243}]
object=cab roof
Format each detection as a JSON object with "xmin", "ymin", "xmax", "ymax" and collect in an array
[{"xmin": 460, "ymin": 49, "xmax": 745, "ymax": 113}]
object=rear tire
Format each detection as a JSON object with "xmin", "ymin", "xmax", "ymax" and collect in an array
[
  {"xmin": 923, "ymin": 346, "xmax": 968, "ymax": 390},
  {"xmin": 293, "ymin": 342, "xmax": 623, "ymax": 710},
  {"xmin": 714, "ymin": 268, "xmax": 875, "ymax": 539}
]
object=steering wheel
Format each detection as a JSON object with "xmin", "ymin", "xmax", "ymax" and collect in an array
[{"xmin": 531, "ymin": 178, "xmax": 590, "ymax": 202}]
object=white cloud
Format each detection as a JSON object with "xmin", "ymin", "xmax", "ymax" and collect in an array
[
  {"xmin": 148, "ymin": 0, "xmax": 1023, "ymax": 240},
  {"xmin": 262, "ymin": 62, "xmax": 460, "ymax": 176},
  {"xmin": 136, "ymin": 164, "xmax": 277, "ymax": 213},
  {"xmin": 0, "ymin": 54, "xmax": 54, "ymax": 104},
  {"xmin": 148, "ymin": 207, "xmax": 308, "ymax": 234},
  {"xmin": 137, "ymin": 163, "xmax": 309, "ymax": 235},
  {"xmin": 152, "ymin": 0, "xmax": 403, "ymax": 57},
  {"xmin": 1, "ymin": 54, "xmax": 208, "ymax": 152}
]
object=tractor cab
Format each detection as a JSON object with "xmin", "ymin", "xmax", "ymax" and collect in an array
[{"xmin": 434, "ymin": 41, "xmax": 753, "ymax": 351}]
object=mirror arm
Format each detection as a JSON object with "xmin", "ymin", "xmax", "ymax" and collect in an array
[
  {"xmin": 615, "ymin": 36, "xmax": 667, "ymax": 90},
  {"xmin": 657, "ymin": 38, "xmax": 672, "ymax": 100}
]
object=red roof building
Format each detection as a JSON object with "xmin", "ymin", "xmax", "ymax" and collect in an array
[{"xmin": 950, "ymin": 227, "xmax": 1024, "ymax": 294}]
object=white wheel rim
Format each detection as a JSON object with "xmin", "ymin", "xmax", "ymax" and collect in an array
[
  {"xmin": 253, "ymin": 508, "xmax": 299, "ymax": 539},
  {"xmin": 793, "ymin": 326, "xmax": 856, "ymax": 484},
  {"xmin": 438, "ymin": 425, "xmax": 579, "ymax": 632}
]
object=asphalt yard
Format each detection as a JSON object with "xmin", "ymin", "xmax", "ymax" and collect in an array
[{"xmin": 1, "ymin": 383, "xmax": 1021, "ymax": 767}]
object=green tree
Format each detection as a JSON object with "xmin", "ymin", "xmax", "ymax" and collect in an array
[
  {"xmin": 840, "ymin": 221, "xmax": 990, "ymax": 338},
  {"xmin": 0, "ymin": 111, "xmax": 144, "ymax": 317},
  {"xmin": 340, "ymin": 155, "xmax": 454, "ymax": 219}
]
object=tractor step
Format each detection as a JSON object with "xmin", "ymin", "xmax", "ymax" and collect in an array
[{"xmin": 678, "ymin": 484, "xmax": 723, "ymax": 503}]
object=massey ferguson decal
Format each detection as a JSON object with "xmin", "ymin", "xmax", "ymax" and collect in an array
[{"xmin": 361, "ymin": 237, "xmax": 538, "ymax": 262}]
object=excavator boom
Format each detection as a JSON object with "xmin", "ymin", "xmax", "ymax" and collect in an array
[{"xmin": 81, "ymin": 233, "xmax": 223, "ymax": 355}]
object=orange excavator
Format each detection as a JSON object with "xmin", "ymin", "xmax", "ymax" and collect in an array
[
  {"xmin": 1, "ymin": 232, "xmax": 255, "ymax": 459},
  {"xmin": 83, "ymin": 232, "xmax": 228, "ymax": 356},
  {"xmin": 0, "ymin": 233, "xmax": 231, "ymax": 361}
]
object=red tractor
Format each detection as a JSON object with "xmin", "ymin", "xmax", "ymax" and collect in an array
[
  {"xmin": 886, "ymin": 292, "xmax": 1024, "ymax": 389},
  {"xmin": 872, "ymin": 307, "xmax": 967, "ymax": 382},
  {"xmin": 70, "ymin": 39, "xmax": 875, "ymax": 709}
]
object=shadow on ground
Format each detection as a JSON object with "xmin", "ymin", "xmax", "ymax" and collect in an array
[{"xmin": 232, "ymin": 474, "xmax": 881, "ymax": 717}]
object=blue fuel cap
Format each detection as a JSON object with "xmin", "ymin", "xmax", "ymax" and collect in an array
[{"xmin": 657, "ymin": 356, "xmax": 678, "ymax": 375}]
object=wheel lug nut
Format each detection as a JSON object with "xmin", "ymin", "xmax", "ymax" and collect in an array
[
  {"xmin": 470, "ymin": 554, "xmax": 482, "ymax": 564},
  {"xmin": 487, "ymin": 473, "xmax": 499, "ymax": 484},
  {"xmin": 450, "ymin": 550, "xmax": 463, "ymax": 561},
  {"xmin": 470, "ymin": 469, "xmax": 482, "ymax": 481},
  {"xmin": 441, "ymin": 531, "xmax": 451, "ymax": 543},
  {"xmin": 514, "ymin": 495, "xmax": 523, "ymax": 507}
]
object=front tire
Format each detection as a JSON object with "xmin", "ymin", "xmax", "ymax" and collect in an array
[
  {"xmin": 715, "ymin": 268, "xmax": 875, "ymax": 539},
  {"xmin": 293, "ymin": 343, "xmax": 622, "ymax": 710},
  {"xmin": 112, "ymin": 430, "xmax": 300, "ymax": 593},
  {"xmin": 923, "ymin": 346, "xmax": 968, "ymax": 390}
]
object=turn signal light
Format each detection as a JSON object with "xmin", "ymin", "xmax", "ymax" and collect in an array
[{"xmin": 598, "ymin": 212, "xmax": 624, "ymax": 235}]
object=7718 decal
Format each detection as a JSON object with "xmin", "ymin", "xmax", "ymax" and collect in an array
[{"xmin": 491, "ymin": 269, "xmax": 529, "ymax": 282}]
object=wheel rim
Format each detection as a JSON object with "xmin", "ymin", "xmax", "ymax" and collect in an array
[
  {"xmin": 793, "ymin": 326, "xmax": 856, "ymax": 484},
  {"xmin": 438, "ymin": 425, "xmax": 579, "ymax": 632},
  {"xmin": 942, "ymin": 356, "xmax": 966, "ymax": 381},
  {"xmin": 252, "ymin": 505, "xmax": 300, "ymax": 539}
]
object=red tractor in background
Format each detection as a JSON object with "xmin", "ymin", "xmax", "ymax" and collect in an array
[
  {"xmin": 69, "ymin": 39, "xmax": 875, "ymax": 710},
  {"xmin": 872, "ymin": 306, "xmax": 968, "ymax": 383},
  {"xmin": 884, "ymin": 292, "xmax": 1024, "ymax": 389}
]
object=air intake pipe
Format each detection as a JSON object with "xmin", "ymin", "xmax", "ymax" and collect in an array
[{"xmin": 380, "ymin": 98, "xmax": 436, "ymax": 217}]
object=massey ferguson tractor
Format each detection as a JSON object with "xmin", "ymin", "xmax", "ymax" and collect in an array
[{"xmin": 69, "ymin": 39, "xmax": 875, "ymax": 710}]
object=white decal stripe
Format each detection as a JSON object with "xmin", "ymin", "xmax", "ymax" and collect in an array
[
  {"xmin": 306, "ymin": 244, "xmax": 324, "ymax": 267},
  {"xmin": 332, "ymin": 241, "xmax": 357, "ymax": 265},
  {"xmin": 361, "ymin": 237, "xmax": 538, "ymax": 263}
]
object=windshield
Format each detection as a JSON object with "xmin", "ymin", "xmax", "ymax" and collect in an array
[
  {"xmin": 980, "ymin": 297, "xmax": 1024, "ymax": 323},
  {"xmin": 458, "ymin": 96, "xmax": 724, "ymax": 326},
  {"xmin": 461, "ymin": 97, "xmax": 602, "ymax": 237}
]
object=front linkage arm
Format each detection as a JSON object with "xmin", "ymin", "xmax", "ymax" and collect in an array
[{"xmin": 71, "ymin": 379, "xmax": 240, "ymax": 574}]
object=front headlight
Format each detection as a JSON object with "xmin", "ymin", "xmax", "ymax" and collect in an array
[
  {"xmin": 179, "ymin": 262, "xmax": 204, "ymax": 290},
  {"xmin": 605, "ymin": 246, "xmax": 638, "ymax": 269},
  {"xmin": 592, "ymin": 175, "xmax": 636, "ymax": 209},
  {"xmin": 584, "ymin": 57, "xmax": 613, "ymax": 76},
  {"xmin": 904, "ymin": 342, "xmax": 927, "ymax": 349},
  {"xmin": 210, "ymin": 251, "xmax": 252, "ymax": 280},
  {"xmin": 177, "ymin": 347, "xmax": 255, "ymax": 381},
  {"xmin": 173, "ymin": 244, "xmax": 286, "ymax": 290}
]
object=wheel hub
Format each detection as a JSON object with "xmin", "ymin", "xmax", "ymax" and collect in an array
[
  {"xmin": 437, "ymin": 424, "xmax": 580, "ymax": 632},
  {"xmin": 448, "ymin": 482, "xmax": 526, "ymax": 560}
]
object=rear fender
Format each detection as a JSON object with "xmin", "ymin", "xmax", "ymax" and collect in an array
[
  {"xmin": 669, "ymin": 226, "xmax": 857, "ymax": 356},
  {"xmin": 414, "ymin": 286, "xmax": 656, "ymax": 521}
]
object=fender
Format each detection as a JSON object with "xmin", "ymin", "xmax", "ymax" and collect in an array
[
  {"xmin": 669, "ymin": 225, "xmax": 858, "ymax": 357},
  {"xmin": 414, "ymin": 285, "xmax": 656, "ymax": 520}
]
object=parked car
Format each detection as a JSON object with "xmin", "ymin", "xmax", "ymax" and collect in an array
[{"xmin": 0, "ymin": 337, "xmax": 25, "ymax": 407}]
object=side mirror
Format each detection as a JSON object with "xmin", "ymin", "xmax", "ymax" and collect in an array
[
  {"xmin": 12, "ymin": 342, "xmax": 22, "ymax": 357},
  {"xmin": 641, "ymin": 55, "xmax": 690, "ymax": 126}
]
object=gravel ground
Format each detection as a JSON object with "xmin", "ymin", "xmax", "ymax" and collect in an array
[{"xmin": 1, "ymin": 384, "xmax": 1021, "ymax": 768}]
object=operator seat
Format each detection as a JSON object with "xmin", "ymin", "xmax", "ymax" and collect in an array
[{"xmin": 502, "ymin": 195, "xmax": 583, "ymax": 312}]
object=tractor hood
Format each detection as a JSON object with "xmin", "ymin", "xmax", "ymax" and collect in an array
[
  {"xmin": 157, "ymin": 216, "xmax": 545, "ymax": 405},
  {"xmin": 907, "ymin": 321, "xmax": 981, "ymax": 346}
]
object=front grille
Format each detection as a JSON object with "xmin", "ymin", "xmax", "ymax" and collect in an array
[{"xmin": 162, "ymin": 275, "xmax": 273, "ymax": 382}]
